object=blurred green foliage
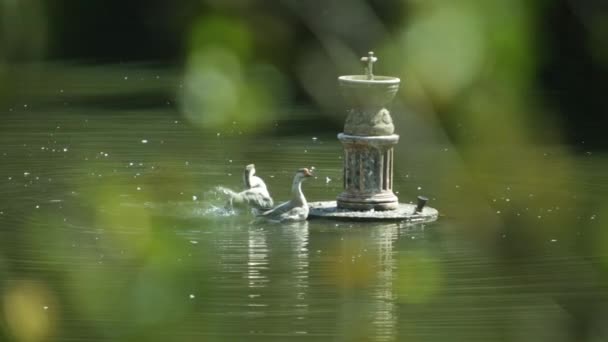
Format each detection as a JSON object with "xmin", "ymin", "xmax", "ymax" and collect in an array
[{"xmin": 1, "ymin": 0, "xmax": 608, "ymax": 341}]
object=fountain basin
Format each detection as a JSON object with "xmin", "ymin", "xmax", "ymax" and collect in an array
[
  {"xmin": 339, "ymin": 75, "xmax": 400, "ymax": 136},
  {"xmin": 338, "ymin": 75, "xmax": 400, "ymax": 108},
  {"xmin": 309, "ymin": 201, "xmax": 438, "ymax": 223}
]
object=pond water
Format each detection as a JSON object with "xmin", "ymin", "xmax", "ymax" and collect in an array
[{"xmin": 1, "ymin": 66, "xmax": 607, "ymax": 341}]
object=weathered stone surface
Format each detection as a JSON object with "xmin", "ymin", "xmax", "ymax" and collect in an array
[
  {"xmin": 337, "ymin": 134, "xmax": 399, "ymax": 211},
  {"xmin": 322, "ymin": 51, "xmax": 439, "ymax": 222},
  {"xmin": 309, "ymin": 201, "xmax": 438, "ymax": 223},
  {"xmin": 339, "ymin": 75, "xmax": 400, "ymax": 137},
  {"xmin": 344, "ymin": 108, "xmax": 394, "ymax": 136}
]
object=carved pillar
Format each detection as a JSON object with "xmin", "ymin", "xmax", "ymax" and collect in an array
[{"xmin": 337, "ymin": 134, "xmax": 399, "ymax": 210}]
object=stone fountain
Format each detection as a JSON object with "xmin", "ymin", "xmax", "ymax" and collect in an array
[{"xmin": 309, "ymin": 52, "xmax": 438, "ymax": 222}]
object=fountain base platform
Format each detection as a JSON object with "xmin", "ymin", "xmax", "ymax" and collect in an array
[{"xmin": 308, "ymin": 201, "xmax": 438, "ymax": 223}]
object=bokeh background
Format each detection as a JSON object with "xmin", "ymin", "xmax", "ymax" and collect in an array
[
  {"xmin": 1, "ymin": 0, "xmax": 608, "ymax": 341},
  {"xmin": 1, "ymin": 0, "xmax": 607, "ymax": 143}
]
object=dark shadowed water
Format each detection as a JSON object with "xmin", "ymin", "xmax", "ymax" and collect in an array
[{"xmin": 1, "ymin": 66, "xmax": 608, "ymax": 341}]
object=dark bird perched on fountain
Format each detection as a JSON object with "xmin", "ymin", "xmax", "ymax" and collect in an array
[
  {"xmin": 257, "ymin": 168, "xmax": 313, "ymax": 222},
  {"xmin": 216, "ymin": 164, "xmax": 274, "ymax": 212}
]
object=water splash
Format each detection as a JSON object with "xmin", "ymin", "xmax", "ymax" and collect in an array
[
  {"xmin": 200, "ymin": 186, "xmax": 242, "ymax": 217},
  {"xmin": 199, "ymin": 204, "xmax": 237, "ymax": 217}
]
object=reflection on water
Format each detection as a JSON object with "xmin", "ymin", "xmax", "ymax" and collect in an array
[
  {"xmin": 244, "ymin": 222, "xmax": 311, "ymax": 336},
  {"xmin": 1, "ymin": 68, "xmax": 608, "ymax": 341},
  {"xmin": 372, "ymin": 225, "xmax": 398, "ymax": 341}
]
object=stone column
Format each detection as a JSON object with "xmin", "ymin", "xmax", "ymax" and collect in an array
[{"xmin": 337, "ymin": 134, "xmax": 399, "ymax": 210}]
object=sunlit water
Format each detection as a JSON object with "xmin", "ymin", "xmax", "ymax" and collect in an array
[{"xmin": 1, "ymin": 67, "xmax": 608, "ymax": 341}]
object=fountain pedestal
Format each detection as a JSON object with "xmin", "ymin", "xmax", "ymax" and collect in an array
[
  {"xmin": 335, "ymin": 53, "xmax": 401, "ymax": 211},
  {"xmin": 308, "ymin": 52, "xmax": 438, "ymax": 222}
]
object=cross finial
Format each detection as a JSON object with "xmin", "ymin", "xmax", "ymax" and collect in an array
[{"xmin": 360, "ymin": 51, "xmax": 378, "ymax": 80}]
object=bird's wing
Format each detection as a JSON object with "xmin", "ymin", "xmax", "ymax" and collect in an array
[
  {"xmin": 258, "ymin": 200, "xmax": 293, "ymax": 217},
  {"xmin": 215, "ymin": 186, "xmax": 238, "ymax": 197},
  {"xmin": 249, "ymin": 176, "xmax": 268, "ymax": 189},
  {"xmin": 281, "ymin": 205, "xmax": 309, "ymax": 222},
  {"xmin": 240, "ymin": 188, "xmax": 274, "ymax": 210}
]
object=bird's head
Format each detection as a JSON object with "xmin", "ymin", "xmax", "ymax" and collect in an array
[
  {"xmin": 296, "ymin": 168, "xmax": 314, "ymax": 179},
  {"xmin": 245, "ymin": 164, "xmax": 256, "ymax": 175}
]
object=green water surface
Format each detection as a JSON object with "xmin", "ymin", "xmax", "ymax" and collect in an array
[{"xmin": 1, "ymin": 65, "xmax": 607, "ymax": 342}]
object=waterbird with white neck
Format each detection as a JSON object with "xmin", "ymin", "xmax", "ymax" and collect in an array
[
  {"xmin": 216, "ymin": 164, "xmax": 274, "ymax": 212},
  {"xmin": 257, "ymin": 168, "xmax": 314, "ymax": 222}
]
